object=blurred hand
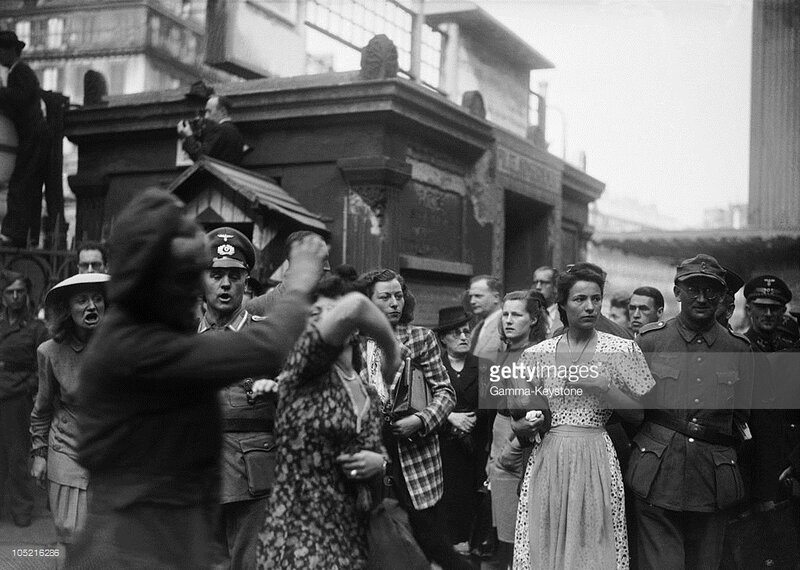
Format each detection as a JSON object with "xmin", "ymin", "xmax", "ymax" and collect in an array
[
  {"xmin": 176, "ymin": 120, "xmax": 193, "ymax": 138},
  {"xmin": 283, "ymin": 235, "xmax": 327, "ymax": 297},
  {"xmin": 392, "ymin": 415, "xmax": 424, "ymax": 439},
  {"xmin": 448, "ymin": 411, "xmax": 476, "ymax": 433},
  {"xmin": 30, "ymin": 456, "xmax": 47, "ymax": 488},
  {"xmin": 336, "ymin": 450, "xmax": 385, "ymax": 480},
  {"xmin": 251, "ymin": 379, "xmax": 278, "ymax": 395}
]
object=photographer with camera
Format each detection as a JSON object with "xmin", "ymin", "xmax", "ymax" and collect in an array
[{"xmin": 177, "ymin": 95, "xmax": 245, "ymax": 165}]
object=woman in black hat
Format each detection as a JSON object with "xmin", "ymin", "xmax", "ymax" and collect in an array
[
  {"xmin": 30, "ymin": 273, "xmax": 109, "ymax": 549},
  {"xmin": 434, "ymin": 306, "xmax": 491, "ymax": 555}
]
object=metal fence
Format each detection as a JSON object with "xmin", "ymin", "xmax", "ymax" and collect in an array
[
  {"xmin": 305, "ymin": 0, "xmax": 445, "ymax": 91},
  {"xmin": 0, "ymin": 247, "xmax": 76, "ymax": 311}
]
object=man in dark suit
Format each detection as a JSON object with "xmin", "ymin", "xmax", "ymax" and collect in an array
[
  {"xmin": 0, "ymin": 30, "xmax": 51, "ymax": 248},
  {"xmin": 177, "ymin": 95, "xmax": 245, "ymax": 165}
]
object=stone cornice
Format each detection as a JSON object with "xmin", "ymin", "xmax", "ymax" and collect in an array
[
  {"xmin": 562, "ymin": 163, "xmax": 605, "ymax": 204},
  {"xmin": 65, "ymin": 77, "xmax": 495, "ymax": 157}
]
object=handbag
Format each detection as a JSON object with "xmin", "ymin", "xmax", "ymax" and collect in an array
[
  {"xmin": 389, "ymin": 356, "xmax": 432, "ymax": 419},
  {"xmin": 366, "ymin": 497, "xmax": 429, "ymax": 570}
]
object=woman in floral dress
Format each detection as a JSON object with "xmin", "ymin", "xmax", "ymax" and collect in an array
[
  {"xmin": 255, "ymin": 273, "xmax": 401, "ymax": 569},
  {"xmin": 513, "ymin": 266, "xmax": 654, "ymax": 570}
]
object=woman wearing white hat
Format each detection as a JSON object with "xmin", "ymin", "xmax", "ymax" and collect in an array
[{"xmin": 29, "ymin": 273, "xmax": 109, "ymax": 550}]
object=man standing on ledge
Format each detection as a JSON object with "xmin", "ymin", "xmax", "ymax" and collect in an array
[
  {"xmin": 68, "ymin": 189, "xmax": 326, "ymax": 568},
  {"xmin": 628, "ymin": 253, "xmax": 754, "ymax": 570},
  {"xmin": 0, "ymin": 30, "xmax": 51, "ymax": 248}
]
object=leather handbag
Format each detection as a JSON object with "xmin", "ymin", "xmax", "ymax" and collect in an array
[
  {"xmin": 389, "ymin": 357, "xmax": 432, "ymax": 419},
  {"xmin": 366, "ymin": 497, "xmax": 429, "ymax": 570}
]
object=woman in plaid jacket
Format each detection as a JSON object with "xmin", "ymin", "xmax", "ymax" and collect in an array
[{"xmin": 359, "ymin": 269, "xmax": 475, "ymax": 570}]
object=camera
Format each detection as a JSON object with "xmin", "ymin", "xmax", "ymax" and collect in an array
[{"xmin": 187, "ymin": 114, "xmax": 206, "ymax": 139}]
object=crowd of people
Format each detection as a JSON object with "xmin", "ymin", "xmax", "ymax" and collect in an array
[{"xmin": 0, "ymin": 189, "xmax": 798, "ymax": 570}]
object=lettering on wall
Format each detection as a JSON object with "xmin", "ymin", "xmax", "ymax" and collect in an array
[{"xmin": 496, "ymin": 146, "xmax": 559, "ymax": 194}]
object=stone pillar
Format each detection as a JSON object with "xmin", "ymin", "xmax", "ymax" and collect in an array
[
  {"xmin": 337, "ymin": 156, "xmax": 411, "ymax": 271},
  {"xmin": 68, "ymin": 173, "xmax": 108, "ymax": 243}
]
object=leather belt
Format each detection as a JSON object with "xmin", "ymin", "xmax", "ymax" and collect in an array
[
  {"xmin": 646, "ymin": 410, "xmax": 736, "ymax": 447},
  {"xmin": 222, "ymin": 418, "xmax": 274, "ymax": 433}
]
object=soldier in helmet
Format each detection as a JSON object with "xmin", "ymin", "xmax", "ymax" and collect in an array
[
  {"xmin": 199, "ymin": 227, "xmax": 275, "ymax": 569},
  {"xmin": 627, "ymin": 253, "xmax": 754, "ymax": 569}
]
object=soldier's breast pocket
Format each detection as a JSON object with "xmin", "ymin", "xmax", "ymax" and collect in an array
[
  {"xmin": 239, "ymin": 433, "xmax": 277, "ymax": 497},
  {"xmin": 649, "ymin": 359, "xmax": 681, "ymax": 407},
  {"xmin": 715, "ymin": 370, "xmax": 740, "ymax": 406}
]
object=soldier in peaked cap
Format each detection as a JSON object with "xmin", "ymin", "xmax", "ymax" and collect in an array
[
  {"xmin": 715, "ymin": 266, "xmax": 744, "ymax": 329},
  {"xmin": 198, "ymin": 226, "xmax": 274, "ymax": 569},
  {"xmin": 627, "ymin": 253, "xmax": 755, "ymax": 570},
  {"xmin": 744, "ymin": 274, "xmax": 793, "ymax": 353},
  {"xmin": 735, "ymin": 275, "xmax": 794, "ymax": 525}
]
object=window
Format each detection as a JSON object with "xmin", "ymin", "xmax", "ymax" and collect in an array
[
  {"xmin": 15, "ymin": 21, "xmax": 31, "ymax": 46},
  {"xmin": 41, "ymin": 67, "xmax": 59, "ymax": 91},
  {"xmin": 47, "ymin": 17, "xmax": 64, "ymax": 49}
]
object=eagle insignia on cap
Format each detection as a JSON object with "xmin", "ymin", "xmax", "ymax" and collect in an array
[
  {"xmin": 217, "ymin": 233, "xmax": 234, "ymax": 241},
  {"xmin": 763, "ymin": 278, "xmax": 776, "ymax": 287},
  {"xmin": 218, "ymin": 243, "xmax": 235, "ymax": 256}
]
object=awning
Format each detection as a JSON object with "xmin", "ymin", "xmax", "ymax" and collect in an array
[{"xmin": 168, "ymin": 156, "xmax": 329, "ymax": 234}]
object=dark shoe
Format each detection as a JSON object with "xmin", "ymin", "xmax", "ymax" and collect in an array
[
  {"xmin": 470, "ymin": 536, "xmax": 497, "ymax": 560},
  {"xmin": 12, "ymin": 513, "xmax": 32, "ymax": 527}
]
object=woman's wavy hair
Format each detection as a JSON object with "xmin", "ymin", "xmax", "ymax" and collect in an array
[
  {"xmin": 556, "ymin": 265, "xmax": 606, "ymax": 328},
  {"xmin": 45, "ymin": 286, "xmax": 107, "ymax": 344},
  {"xmin": 355, "ymin": 268, "xmax": 415, "ymax": 325},
  {"xmin": 313, "ymin": 264, "xmax": 363, "ymax": 371},
  {"xmin": 498, "ymin": 290, "xmax": 548, "ymax": 345}
]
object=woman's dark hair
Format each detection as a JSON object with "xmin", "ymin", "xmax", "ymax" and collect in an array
[
  {"xmin": 499, "ymin": 290, "xmax": 548, "ymax": 345},
  {"xmin": 313, "ymin": 264, "xmax": 359, "ymax": 300},
  {"xmin": 556, "ymin": 266, "xmax": 606, "ymax": 327},
  {"xmin": 356, "ymin": 268, "xmax": 415, "ymax": 324}
]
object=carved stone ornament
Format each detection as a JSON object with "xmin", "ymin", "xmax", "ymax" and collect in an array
[
  {"xmin": 349, "ymin": 186, "xmax": 387, "ymax": 236},
  {"xmin": 360, "ymin": 34, "xmax": 399, "ymax": 80},
  {"xmin": 461, "ymin": 91, "xmax": 486, "ymax": 119}
]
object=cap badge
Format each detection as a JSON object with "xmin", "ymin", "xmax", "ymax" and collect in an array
[
  {"xmin": 217, "ymin": 233, "xmax": 235, "ymax": 241},
  {"xmin": 218, "ymin": 243, "xmax": 235, "ymax": 256},
  {"xmin": 763, "ymin": 278, "xmax": 776, "ymax": 287}
]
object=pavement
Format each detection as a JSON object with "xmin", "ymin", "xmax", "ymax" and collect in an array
[
  {"xmin": 0, "ymin": 486, "xmax": 63, "ymax": 569},
  {"xmin": 0, "ymin": 486, "xmax": 500, "ymax": 570}
]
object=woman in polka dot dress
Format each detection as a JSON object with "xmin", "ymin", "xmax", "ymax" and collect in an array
[{"xmin": 513, "ymin": 266, "xmax": 654, "ymax": 570}]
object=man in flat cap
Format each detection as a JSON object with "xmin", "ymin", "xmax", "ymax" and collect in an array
[
  {"xmin": 68, "ymin": 190, "xmax": 326, "ymax": 568},
  {"xmin": 198, "ymin": 227, "xmax": 274, "ymax": 569},
  {"xmin": 0, "ymin": 30, "xmax": 51, "ymax": 247},
  {"xmin": 627, "ymin": 253, "xmax": 754, "ymax": 569}
]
